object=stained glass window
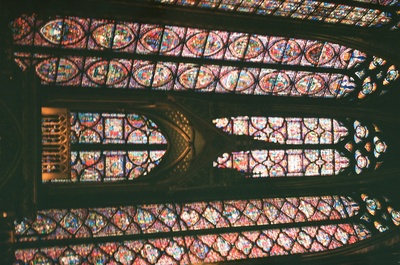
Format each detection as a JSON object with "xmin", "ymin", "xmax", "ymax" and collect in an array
[
  {"xmin": 9, "ymin": 7, "xmax": 400, "ymax": 265},
  {"xmin": 11, "ymin": 15, "xmax": 399, "ymax": 99},
  {"xmin": 154, "ymin": 0, "xmax": 400, "ymax": 29},
  {"xmin": 14, "ymin": 194, "xmax": 400, "ymax": 264},
  {"xmin": 213, "ymin": 117, "xmax": 387, "ymax": 177},
  {"xmin": 42, "ymin": 110, "xmax": 168, "ymax": 182}
]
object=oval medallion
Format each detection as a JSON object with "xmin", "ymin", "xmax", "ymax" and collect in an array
[
  {"xmin": 220, "ymin": 70, "xmax": 254, "ymax": 92},
  {"xmin": 36, "ymin": 58, "xmax": 79, "ymax": 83},
  {"xmin": 259, "ymin": 72, "xmax": 290, "ymax": 92},
  {"xmin": 269, "ymin": 39, "xmax": 301, "ymax": 63},
  {"xmin": 229, "ymin": 36, "xmax": 263, "ymax": 59},
  {"xmin": 179, "ymin": 67, "xmax": 215, "ymax": 89},
  {"xmin": 141, "ymin": 28, "xmax": 179, "ymax": 52},
  {"xmin": 87, "ymin": 60, "xmax": 128, "ymax": 85},
  {"xmin": 305, "ymin": 43, "xmax": 335, "ymax": 65},
  {"xmin": 134, "ymin": 64, "xmax": 172, "ymax": 87},
  {"xmin": 295, "ymin": 74, "xmax": 325, "ymax": 95},
  {"xmin": 92, "ymin": 23, "xmax": 134, "ymax": 49},
  {"xmin": 186, "ymin": 32, "xmax": 224, "ymax": 56},
  {"xmin": 40, "ymin": 19, "xmax": 85, "ymax": 45},
  {"xmin": 12, "ymin": 17, "xmax": 32, "ymax": 41}
]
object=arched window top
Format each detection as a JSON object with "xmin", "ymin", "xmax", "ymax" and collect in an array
[
  {"xmin": 213, "ymin": 116, "xmax": 387, "ymax": 177},
  {"xmin": 11, "ymin": 15, "xmax": 399, "ymax": 99},
  {"xmin": 42, "ymin": 109, "xmax": 168, "ymax": 182},
  {"xmin": 154, "ymin": 0, "xmax": 400, "ymax": 30},
  {"xmin": 14, "ymin": 193, "xmax": 400, "ymax": 264}
]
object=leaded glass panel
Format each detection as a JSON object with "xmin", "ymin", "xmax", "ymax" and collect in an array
[
  {"xmin": 43, "ymin": 111, "xmax": 168, "ymax": 182},
  {"xmin": 154, "ymin": 0, "xmax": 399, "ymax": 29},
  {"xmin": 11, "ymin": 15, "xmax": 399, "ymax": 99},
  {"xmin": 14, "ymin": 195, "xmax": 359, "ymax": 241},
  {"xmin": 213, "ymin": 117, "xmax": 387, "ymax": 177},
  {"xmin": 14, "ymin": 194, "xmax": 399, "ymax": 264}
]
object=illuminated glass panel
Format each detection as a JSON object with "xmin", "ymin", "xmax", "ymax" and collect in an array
[
  {"xmin": 353, "ymin": 0, "xmax": 399, "ymax": 6},
  {"xmin": 12, "ymin": 15, "xmax": 399, "ymax": 99},
  {"xmin": 14, "ymin": 194, "xmax": 398, "ymax": 263},
  {"xmin": 14, "ymin": 195, "xmax": 359, "ymax": 241},
  {"xmin": 14, "ymin": 224, "xmax": 368, "ymax": 264},
  {"xmin": 215, "ymin": 149, "xmax": 350, "ymax": 177},
  {"xmin": 10, "ymin": 54, "xmax": 393, "ymax": 99},
  {"xmin": 213, "ymin": 117, "xmax": 387, "ymax": 177},
  {"xmin": 11, "ymin": 51, "xmax": 397, "ymax": 99},
  {"xmin": 155, "ymin": 0, "xmax": 398, "ymax": 28},
  {"xmin": 12, "ymin": 15, "xmax": 368, "ymax": 67},
  {"xmin": 213, "ymin": 117, "xmax": 349, "ymax": 144},
  {"xmin": 70, "ymin": 113, "xmax": 167, "ymax": 145},
  {"xmin": 43, "ymin": 112, "xmax": 167, "ymax": 182}
]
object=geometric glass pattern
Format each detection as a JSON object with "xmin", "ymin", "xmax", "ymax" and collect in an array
[
  {"xmin": 45, "ymin": 112, "xmax": 167, "ymax": 182},
  {"xmin": 155, "ymin": 0, "xmax": 399, "ymax": 29},
  {"xmin": 213, "ymin": 117, "xmax": 349, "ymax": 144},
  {"xmin": 215, "ymin": 149, "xmax": 351, "ymax": 177},
  {"xmin": 11, "ymin": 15, "xmax": 399, "ymax": 100},
  {"xmin": 213, "ymin": 117, "xmax": 387, "ymax": 177},
  {"xmin": 14, "ymin": 195, "xmax": 360, "ymax": 241},
  {"xmin": 14, "ymin": 194, "xmax": 399, "ymax": 264}
]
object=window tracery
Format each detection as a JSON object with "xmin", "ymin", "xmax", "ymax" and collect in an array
[
  {"xmin": 213, "ymin": 116, "xmax": 387, "ymax": 177},
  {"xmin": 43, "ymin": 110, "xmax": 168, "ymax": 182}
]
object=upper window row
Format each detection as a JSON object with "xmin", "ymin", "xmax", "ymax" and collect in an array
[
  {"xmin": 11, "ymin": 15, "xmax": 399, "ymax": 100},
  {"xmin": 155, "ymin": 0, "xmax": 400, "ymax": 30}
]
